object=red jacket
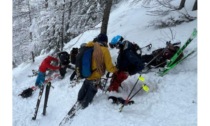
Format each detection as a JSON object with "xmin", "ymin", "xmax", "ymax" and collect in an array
[{"xmin": 39, "ymin": 56, "xmax": 60, "ymax": 73}]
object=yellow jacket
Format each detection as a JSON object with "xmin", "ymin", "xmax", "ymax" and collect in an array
[{"xmin": 85, "ymin": 41, "xmax": 117, "ymax": 80}]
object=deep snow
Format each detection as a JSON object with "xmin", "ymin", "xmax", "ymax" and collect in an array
[{"xmin": 11, "ymin": 0, "xmax": 199, "ymax": 126}]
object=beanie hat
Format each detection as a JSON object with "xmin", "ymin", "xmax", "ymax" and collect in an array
[{"xmin": 97, "ymin": 33, "xmax": 108, "ymax": 43}]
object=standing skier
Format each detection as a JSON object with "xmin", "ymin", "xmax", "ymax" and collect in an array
[
  {"xmin": 77, "ymin": 33, "xmax": 117, "ymax": 109},
  {"xmin": 108, "ymin": 35, "xmax": 144, "ymax": 92}
]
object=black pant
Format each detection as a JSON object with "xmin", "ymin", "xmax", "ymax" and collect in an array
[
  {"xmin": 77, "ymin": 80, "xmax": 98, "ymax": 109},
  {"xmin": 59, "ymin": 64, "xmax": 71, "ymax": 77}
]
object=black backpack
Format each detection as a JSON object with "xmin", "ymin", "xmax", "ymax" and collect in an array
[
  {"xmin": 19, "ymin": 88, "xmax": 34, "ymax": 98},
  {"xmin": 58, "ymin": 51, "xmax": 70, "ymax": 65},
  {"xmin": 70, "ymin": 48, "xmax": 79, "ymax": 64},
  {"xmin": 132, "ymin": 43, "xmax": 142, "ymax": 57}
]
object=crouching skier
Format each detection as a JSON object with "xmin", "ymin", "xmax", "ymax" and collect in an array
[{"xmin": 107, "ymin": 35, "xmax": 145, "ymax": 92}]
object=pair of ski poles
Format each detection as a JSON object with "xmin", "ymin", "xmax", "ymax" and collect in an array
[{"xmin": 119, "ymin": 75, "xmax": 149, "ymax": 112}]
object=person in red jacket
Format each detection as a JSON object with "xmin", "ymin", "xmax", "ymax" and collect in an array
[{"xmin": 35, "ymin": 56, "xmax": 60, "ymax": 87}]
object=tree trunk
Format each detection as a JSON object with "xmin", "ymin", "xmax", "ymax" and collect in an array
[
  {"xmin": 27, "ymin": 0, "xmax": 33, "ymax": 41},
  {"xmin": 68, "ymin": 2, "xmax": 72, "ymax": 20},
  {"xmin": 61, "ymin": 0, "xmax": 66, "ymax": 51},
  {"xmin": 61, "ymin": 12, "xmax": 64, "ymax": 51},
  {"xmin": 192, "ymin": 0, "xmax": 197, "ymax": 11},
  {"xmin": 100, "ymin": 0, "xmax": 113, "ymax": 34},
  {"xmin": 45, "ymin": 0, "xmax": 48, "ymax": 8},
  {"xmin": 31, "ymin": 51, "xmax": 35, "ymax": 62},
  {"xmin": 179, "ymin": 0, "xmax": 186, "ymax": 10}
]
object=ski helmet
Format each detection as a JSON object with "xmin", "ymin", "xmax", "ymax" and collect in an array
[{"xmin": 110, "ymin": 35, "xmax": 123, "ymax": 45}]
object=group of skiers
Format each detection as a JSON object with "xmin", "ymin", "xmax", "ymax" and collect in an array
[{"xmin": 34, "ymin": 33, "xmax": 183, "ymax": 109}]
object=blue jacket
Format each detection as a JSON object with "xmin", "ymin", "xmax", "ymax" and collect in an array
[{"xmin": 117, "ymin": 41, "xmax": 144, "ymax": 75}]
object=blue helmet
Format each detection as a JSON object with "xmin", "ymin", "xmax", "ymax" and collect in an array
[{"xmin": 110, "ymin": 35, "xmax": 123, "ymax": 45}]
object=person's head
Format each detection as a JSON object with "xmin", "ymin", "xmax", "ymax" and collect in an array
[
  {"xmin": 109, "ymin": 35, "xmax": 124, "ymax": 49},
  {"xmin": 95, "ymin": 33, "xmax": 108, "ymax": 46}
]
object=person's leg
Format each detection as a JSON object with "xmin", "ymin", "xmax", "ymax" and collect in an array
[
  {"xmin": 108, "ymin": 71, "xmax": 128, "ymax": 92},
  {"xmin": 81, "ymin": 81, "xmax": 98, "ymax": 109},
  {"xmin": 59, "ymin": 66, "xmax": 67, "ymax": 79},
  {"xmin": 77, "ymin": 80, "xmax": 89, "ymax": 102},
  {"xmin": 35, "ymin": 72, "xmax": 45, "ymax": 87}
]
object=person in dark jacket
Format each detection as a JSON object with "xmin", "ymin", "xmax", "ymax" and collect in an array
[
  {"xmin": 57, "ymin": 51, "xmax": 72, "ymax": 79},
  {"xmin": 108, "ymin": 35, "xmax": 144, "ymax": 92},
  {"xmin": 35, "ymin": 56, "xmax": 60, "ymax": 87}
]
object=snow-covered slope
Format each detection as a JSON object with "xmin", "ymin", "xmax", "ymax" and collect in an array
[{"xmin": 13, "ymin": 1, "xmax": 197, "ymax": 126}]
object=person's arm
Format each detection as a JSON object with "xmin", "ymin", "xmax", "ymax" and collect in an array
[
  {"xmin": 48, "ymin": 56, "xmax": 59, "ymax": 62},
  {"xmin": 103, "ymin": 48, "xmax": 117, "ymax": 73},
  {"xmin": 45, "ymin": 56, "xmax": 60, "ymax": 70},
  {"xmin": 46, "ymin": 63, "xmax": 60, "ymax": 70}
]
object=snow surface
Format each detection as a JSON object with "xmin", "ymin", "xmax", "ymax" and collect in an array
[{"xmin": 13, "ymin": 1, "xmax": 197, "ymax": 126}]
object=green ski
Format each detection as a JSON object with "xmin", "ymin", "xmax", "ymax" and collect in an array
[
  {"xmin": 159, "ymin": 50, "xmax": 196, "ymax": 76},
  {"xmin": 166, "ymin": 28, "xmax": 197, "ymax": 67}
]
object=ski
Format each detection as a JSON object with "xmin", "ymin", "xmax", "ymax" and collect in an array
[
  {"xmin": 166, "ymin": 28, "xmax": 197, "ymax": 67},
  {"xmin": 59, "ymin": 102, "xmax": 82, "ymax": 126},
  {"xmin": 32, "ymin": 85, "xmax": 45, "ymax": 120},
  {"xmin": 42, "ymin": 82, "xmax": 51, "ymax": 116},
  {"xmin": 159, "ymin": 50, "xmax": 196, "ymax": 76}
]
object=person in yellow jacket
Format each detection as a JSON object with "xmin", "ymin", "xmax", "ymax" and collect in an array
[{"xmin": 77, "ymin": 33, "xmax": 117, "ymax": 109}]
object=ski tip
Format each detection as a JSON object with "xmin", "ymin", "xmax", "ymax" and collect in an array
[{"xmin": 192, "ymin": 28, "xmax": 197, "ymax": 37}]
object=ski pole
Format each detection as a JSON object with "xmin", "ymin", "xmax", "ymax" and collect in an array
[
  {"xmin": 142, "ymin": 48, "xmax": 167, "ymax": 73},
  {"xmin": 128, "ymin": 84, "xmax": 149, "ymax": 102},
  {"xmin": 119, "ymin": 76, "xmax": 149, "ymax": 112},
  {"xmin": 127, "ymin": 86, "xmax": 143, "ymax": 101},
  {"xmin": 119, "ymin": 77, "xmax": 140, "ymax": 112},
  {"xmin": 143, "ymin": 51, "xmax": 163, "ymax": 72},
  {"xmin": 128, "ymin": 76, "xmax": 149, "ymax": 101},
  {"xmin": 140, "ymin": 43, "xmax": 152, "ymax": 51}
]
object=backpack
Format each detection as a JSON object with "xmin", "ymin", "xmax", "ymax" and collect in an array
[
  {"xmin": 70, "ymin": 48, "xmax": 79, "ymax": 64},
  {"xmin": 19, "ymin": 88, "xmax": 34, "ymax": 98},
  {"xmin": 151, "ymin": 42, "xmax": 183, "ymax": 67},
  {"xmin": 58, "ymin": 51, "xmax": 70, "ymax": 65},
  {"xmin": 75, "ymin": 46, "xmax": 94, "ymax": 78},
  {"xmin": 132, "ymin": 43, "xmax": 142, "ymax": 57},
  {"xmin": 117, "ymin": 41, "xmax": 144, "ymax": 75}
]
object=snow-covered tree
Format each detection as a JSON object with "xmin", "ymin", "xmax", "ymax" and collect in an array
[{"xmin": 13, "ymin": 0, "xmax": 119, "ymax": 67}]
